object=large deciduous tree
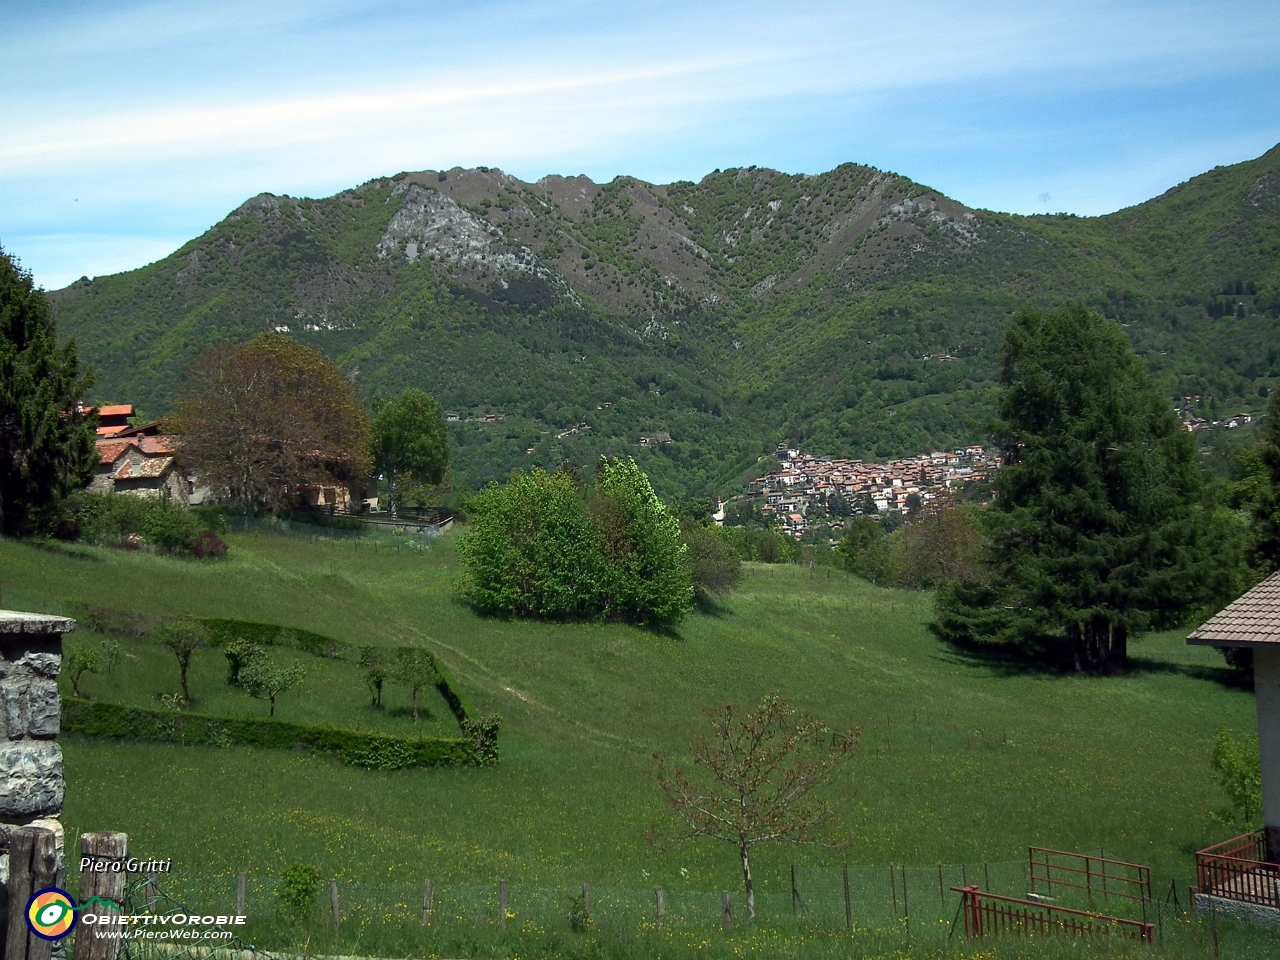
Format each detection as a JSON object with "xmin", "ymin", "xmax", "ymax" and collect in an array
[
  {"xmin": 371, "ymin": 388, "xmax": 449, "ymax": 517},
  {"xmin": 652, "ymin": 694, "xmax": 857, "ymax": 920},
  {"xmin": 936, "ymin": 304, "xmax": 1238, "ymax": 672},
  {"xmin": 0, "ymin": 248, "xmax": 97, "ymax": 535},
  {"xmin": 171, "ymin": 334, "xmax": 372, "ymax": 514}
]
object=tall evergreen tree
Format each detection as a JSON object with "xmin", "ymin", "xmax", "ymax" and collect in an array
[
  {"xmin": 0, "ymin": 248, "xmax": 97, "ymax": 535},
  {"xmin": 1250, "ymin": 387, "xmax": 1280, "ymax": 571},
  {"xmin": 936, "ymin": 304, "xmax": 1236, "ymax": 672}
]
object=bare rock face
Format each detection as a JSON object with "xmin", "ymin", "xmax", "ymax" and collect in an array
[{"xmin": 378, "ymin": 184, "xmax": 497, "ymax": 264}]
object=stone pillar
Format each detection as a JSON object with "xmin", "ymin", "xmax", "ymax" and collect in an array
[
  {"xmin": 1256, "ymin": 647, "xmax": 1280, "ymax": 864},
  {"xmin": 0, "ymin": 612, "xmax": 74, "ymax": 921}
]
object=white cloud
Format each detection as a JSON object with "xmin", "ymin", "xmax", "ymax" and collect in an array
[{"xmin": 2, "ymin": 0, "xmax": 1278, "ymax": 285}]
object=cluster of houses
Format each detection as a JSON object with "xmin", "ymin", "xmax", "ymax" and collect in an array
[
  {"xmin": 737, "ymin": 444, "xmax": 1001, "ymax": 539},
  {"xmin": 81, "ymin": 403, "xmax": 351, "ymax": 512},
  {"xmin": 1177, "ymin": 396, "xmax": 1256, "ymax": 432}
]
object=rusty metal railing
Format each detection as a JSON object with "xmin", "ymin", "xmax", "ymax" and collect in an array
[
  {"xmin": 1028, "ymin": 846, "xmax": 1152, "ymax": 904},
  {"xmin": 1195, "ymin": 831, "xmax": 1280, "ymax": 909},
  {"xmin": 952, "ymin": 886, "xmax": 1154, "ymax": 945}
]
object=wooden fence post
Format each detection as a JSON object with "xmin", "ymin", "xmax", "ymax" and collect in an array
[
  {"xmin": 842, "ymin": 864, "xmax": 851, "ymax": 930},
  {"xmin": 721, "ymin": 891, "xmax": 733, "ymax": 930},
  {"xmin": 236, "ymin": 872, "xmax": 247, "ymax": 918},
  {"xmin": 145, "ymin": 879, "xmax": 156, "ymax": 914},
  {"xmin": 499, "ymin": 881, "xmax": 507, "ymax": 929},
  {"xmin": 329, "ymin": 879, "xmax": 340, "ymax": 926},
  {"xmin": 75, "ymin": 831, "xmax": 128, "ymax": 960},
  {"xmin": 654, "ymin": 886, "xmax": 664, "ymax": 929},
  {"xmin": 422, "ymin": 880, "xmax": 433, "ymax": 926},
  {"xmin": 4, "ymin": 826, "xmax": 58, "ymax": 960},
  {"xmin": 582, "ymin": 885, "xmax": 590, "ymax": 925},
  {"xmin": 901, "ymin": 864, "xmax": 909, "ymax": 933}
]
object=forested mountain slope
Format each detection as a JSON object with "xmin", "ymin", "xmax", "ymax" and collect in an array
[{"xmin": 49, "ymin": 145, "xmax": 1280, "ymax": 495}]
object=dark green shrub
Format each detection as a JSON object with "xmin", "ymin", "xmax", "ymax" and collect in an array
[
  {"xmin": 191, "ymin": 504, "xmax": 228, "ymax": 534},
  {"xmin": 224, "ymin": 639, "xmax": 260, "ymax": 686},
  {"xmin": 458, "ymin": 468, "xmax": 609, "ymax": 618},
  {"xmin": 141, "ymin": 501, "xmax": 203, "ymax": 551},
  {"xmin": 835, "ymin": 517, "xmax": 895, "ymax": 585},
  {"xmin": 461, "ymin": 714, "xmax": 502, "ymax": 766},
  {"xmin": 69, "ymin": 492, "xmax": 224, "ymax": 556},
  {"xmin": 718, "ymin": 525, "xmax": 798, "ymax": 564},
  {"xmin": 681, "ymin": 521, "xmax": 742, "ymax": 600},
  {"xmin": 591, "ymin": 457, "xmax": 692, "ymax": 625}
]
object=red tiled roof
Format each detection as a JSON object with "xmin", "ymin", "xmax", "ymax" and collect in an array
[
  {"xmin": 1187, "ymin": 572, "xmax": 1280, "ymax": 647},
  {"xmin": 96, "ymin": 435, "xmax": 179, "ymax": 466},
  {"xmin": 96, "ymin": 440, "xmax": 133, "ymax": 465},
  {"xmin": 96, "ymin": 404, "xmax": 134, "ymax": 417}
]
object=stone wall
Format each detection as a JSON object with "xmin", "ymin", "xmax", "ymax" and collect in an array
[{"xmin": 0, "ymin": 611, "xmax": 73, "ymax": 895}]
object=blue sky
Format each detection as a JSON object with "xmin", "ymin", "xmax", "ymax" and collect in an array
[{"xmin": 4, "ymin": 0, "xmax": 1279, "ymax": 290}]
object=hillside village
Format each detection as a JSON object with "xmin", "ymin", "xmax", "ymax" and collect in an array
[{"xmin": 731, "ymin": 444, "xmax": 1001, "ymax": 539}]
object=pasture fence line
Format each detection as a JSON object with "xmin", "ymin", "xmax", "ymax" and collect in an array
[{"xmin": 107, "ymin": 857, "xmax": 1198, "ymax": 947}]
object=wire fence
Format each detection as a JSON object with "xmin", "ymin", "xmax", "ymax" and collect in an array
[{"xmin": 132, "ymin": 859, "xmax": 1194, "ymax": 945}]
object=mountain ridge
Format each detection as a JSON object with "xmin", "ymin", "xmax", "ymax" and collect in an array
[{"xmin": 47, "ymin": 146, "xmax": 1280, "ymax": 496}]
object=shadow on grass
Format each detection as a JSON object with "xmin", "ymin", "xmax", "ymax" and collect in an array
[
  {"xmin": 26, "ymin": 538, "xmax": 104, "ymax": 562},
  {"xmin": 930, "ymin": 625, "xmax": 1252, "ymax": 690},
  {"xmin": 693, "ymin": 592, "xmax": 735, "ymax": 619}
]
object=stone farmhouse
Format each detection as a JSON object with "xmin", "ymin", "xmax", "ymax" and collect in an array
[{"xmin": 89, "ymin": 428, "xmax": 189, "ymax": 505}]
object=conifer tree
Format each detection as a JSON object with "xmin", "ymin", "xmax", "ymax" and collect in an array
[
  {"xmin": 936, "ymin": 304, "xmax": 1237, "ymax": 672},
  {"xmin": 0, "ymin": 248, "xmax": 97, "ymax": 535},
  {"xmin": 1250, "ymin": 387, "xmax": 1280, "ymax": 571}
]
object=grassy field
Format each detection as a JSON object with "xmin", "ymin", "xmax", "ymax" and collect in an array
[{"xmin": 0, "ymin": 527, "xmax": 1257, "ymax": 903}]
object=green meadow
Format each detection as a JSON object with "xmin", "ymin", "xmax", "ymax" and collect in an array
[{"xmin": 1, "ymin": 526, "xmax": 1255, "ymax": 904}]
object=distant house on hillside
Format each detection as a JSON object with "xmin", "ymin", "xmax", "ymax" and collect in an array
[{"xmin": 91, "ymin": 432, "xmax": 189, "ymax": 504}]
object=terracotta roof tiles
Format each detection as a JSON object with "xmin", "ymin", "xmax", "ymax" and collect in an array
[
  {"xmin": 1187, "ymin": 571, "xmax": 1280, "ymax": 647},
  {"xmin": 111, "ymin": 456, "xmax": 174, "ymax": 480}
]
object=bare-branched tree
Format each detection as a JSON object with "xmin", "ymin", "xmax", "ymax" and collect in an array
[{"xmin": 652, "ymin": 693, "xmax": 858, "ymax": 919}]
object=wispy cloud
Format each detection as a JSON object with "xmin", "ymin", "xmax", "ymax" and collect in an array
[{"xmin": 3, "ymin": 0, "xmax": 1278, "ymax": 287}]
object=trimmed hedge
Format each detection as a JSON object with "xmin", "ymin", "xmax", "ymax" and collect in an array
[
  {"xmin": 199, "ymin": 618, "xmax": 347, "ymax": 659},
  {"xmin": 69, "ymin": 606, "xmax": 476, "ymax": 722},
  {"xmin": 62, "ymin": 698, "xmax": 481, "ymax": 770}
]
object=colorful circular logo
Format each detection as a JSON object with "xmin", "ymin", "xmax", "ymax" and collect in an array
[{"xmin": 27, "ymin": 888, "xmax": 78, "ymax": 940}]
